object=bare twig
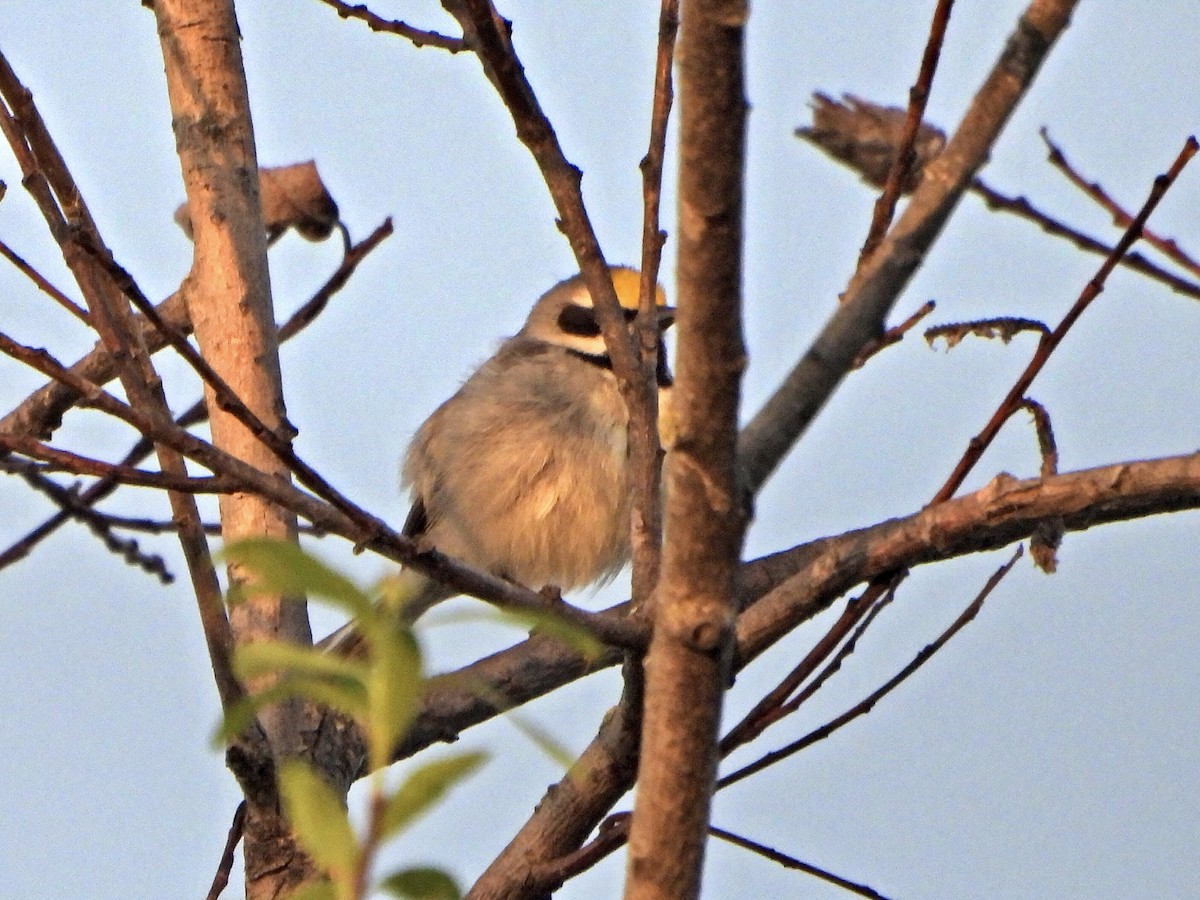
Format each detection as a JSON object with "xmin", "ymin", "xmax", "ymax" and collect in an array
[
  {"xmin": 314, "ymin": 0, "xmax": 465, "ymax": 51},
  {"xmin": 723, "ymin": 583, "xmax": 898, "ymax": 753},
  {"xmin": 859, "ymin": 0, "xmax": 955, "ymax": 260},
  {"xmin": 709, "ymin": 825, "xmax": 894, "ymax": 900},
  {"xmin": 968, "ymin": 179, "xmax": 1200, "ymax": 302},
  {"xmin": 1041, "ymin": 128, "xmax": 1200, "ymax": 278},
  {"xmin": 79, "ymin": 240, "xmax": 384, "ymax": 532},
  {"xmin": 731, "ymin": 142, "xmax": 1195, "ymax": 748},
  {"xmin": 800, "ymin": 99, "xmax": 1200, "ymax": 302},
  {"xmin": 0, "ymin": 237, "xmax": 90, "ymax": 324},
  {"xmin": 629, "ymin": 0, "xmax": 678, "ymax": 604},
  {"xmin": 0, "ymin": 455, "xmax": 174, "ymax": 581},
  {"xmin": 852, "ymin": 299, "xmax": 936, "ymax": 368},
  {"xmin": 0, "ymin": 430, "xmax": 238, "ymax": 495},
  {"xmin": 0, "ymin": 47, "xmax": 243, "ymax": 711},
  {"xmin": 933, "ymin": 136, "xmax": 1198, "ymax": 505},
  {"xmin": 739, "ymin": 0, "xmax": 1081, "ymax": 496},
  {"xmin": 205, "ymin": 801, "xmax": 246, "ymax": 900},
  {"xmin": 720, "ymin": 546, "xmax": 1022, "ymax": 790},
  {"xmin": 720, "ymin": 576, "xmax": 900, "ymax": 755},
  {"xmin": 0, "ymin": 219, "xmax": 392, "ymax": 570}
]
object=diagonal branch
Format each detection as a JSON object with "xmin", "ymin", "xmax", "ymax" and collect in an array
[
  {"xmin": 1041, "ymin": 127, "xmax": 1200, "ymax": 277},
  {"xmin": 0, "ymin": 48, "xmax": 241, "ymax": 713},
  {"xmin": 738, "ymin": 0, "xmax": 1081, "ymax": 496},
  {"xmin": 314, "ymin": 0, "xmax": 465, "ymax": 51},
  {"xmin": 423, "ymin": 451, "xmax": 1200, "ymax": 892},
  {"xmin": 720, "ymin": 547, "xmax": 1021, "ymax": 790},
  {"xmin": 859, "ymin": 0, "xmax": 956, "ymax": 260},
  {"xmin": 932, "ymin": 135, "xmax": 1198, "ymax": 504},
  {"xmin": 0, "ymin": 219, "xmax": 392, "ymax": 571}
]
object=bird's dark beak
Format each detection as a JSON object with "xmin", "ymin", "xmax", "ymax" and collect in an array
[{"xmin": 657, "ymin": 306, "xmax": 676, "ymax": 330}]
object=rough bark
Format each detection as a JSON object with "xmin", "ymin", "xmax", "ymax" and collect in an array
[
  {"xmin": 151, "ymin": 2, "xmax": 315, "ymax": 897},
  {"xmin": 624, "ymin": 1, "xmax": 749, "ymax": 897}
]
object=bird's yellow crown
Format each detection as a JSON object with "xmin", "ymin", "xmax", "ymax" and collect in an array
[{"xmin": 610, "ymin": 265, "xmax": 668, "ymax": 311}]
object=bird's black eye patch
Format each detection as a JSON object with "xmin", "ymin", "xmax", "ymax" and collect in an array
[{"xmin": 558, "ymin": 304, "xmax": 601, "ymax": 337}]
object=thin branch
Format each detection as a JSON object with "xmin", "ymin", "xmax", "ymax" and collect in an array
[
  {"xmin": 314, "ymin": 0, "xmax": 465, "ymax": 51},
  {"xmin": 78, "ymin": 239, "xmax": 382, "ymax": 532},
  {"xmin": 738, "ymin": 0, "xmax": 1081, "ymax": 496},
  {"xmin": 722, "ymin": 583, "xmax": 898, "ymax": 755},
  {"xmin": 799, "ymin": 98, "xmax": 1200, "ymax": 303},
  {"xmin": 0, "ymin": 236, "xmax": 90, "ymax": 324},
  {"xmin": 1041, "ymin": 127, "xmax": 1200, "ymax": 278},
  {"xmin": 709, "ymin": 825, "xmax": 894, "ymax": 900},
  {"xmin": 851, "ymin": 299, "xmax": 936, "ymax": 368},
  {"xmin": 720, "ymin": 577, "xmax": 900, "ymax": 755},
  {"xmin": 205, "ymin": 801, "xmax": 246, "ymax": 900},
  {"xmin": 0, "ymin": 219, "xmax": 392, "ymax": 569},
  {"xmin": 859, "ymin": 0, "xmax": 956, "ymax": 260},
  {"xmin": 720, "ymin": 546, "xmax": 1022, "ymax": 790},
  {"xmin": 0, "ymin": 48, "xmax": 242, "ymax": 711},
  {"xmin": 968, "ymin": 178, "xmax": 1200, "ymax": 302},
  {"xmin": 529, "ymin": 813, "xmax": 633, "ymax": 894},
  {"xmin": 278, "ymin": 217, "xmax": 393, "ymax": 342},
  {"xmin": 742, "ymin": 132, "xmax": 1195, "ymax": 733},
  {"xmin": 0, "ymin": 455, "xmax": 174, "ymax": 581},
  {"xmin": 933, "ymin": 136, "xmax": 1198, "ymax": 504},
  {"xmin": 629, "ymin": 0, "xmax": 679, "ymax": 604},
  {"xmin": 0, "ymin": 431, "xmax": 238, "ymax": 494}
]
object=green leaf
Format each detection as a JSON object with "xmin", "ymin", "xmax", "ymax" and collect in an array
[
  {"xmin": 234, "ymin": 640, "xmax": 369, "ymax": 684},
  {"xmin": 502, "ymin": 711, "xmax": 576, "ymax": 770},
  {"xmin": 366, "ymin": 627, "xmax": 424, "ymax": 770},
  {"xmin": 380, "ymin": 752, "xmax": 487, "ymax": 839},
  {"xmin": 214, "ymin": 671, "xmax": 370, "ymax": 747},
  {"xmin": 223, "ymin": 538, "xmax": 372, "ymax": 617},
  {"xmin": 278, "ymin": 760, "xmax": 360, "ymax": 882},
  {"xmin": 379, "ymin": 867, "xmax": 460, "ymax": 900},
  {"xmin": 435, "ymin": 606, "xmax": 605, "ymax": 663},
  {"xmin": 281, "ymin": 674, "xmax": 370, "ymax": 722},
  {"xmin": 286, "ymin": 881, "xmax": 337, "ymax": 900},
  {"xmin": 510, "ymin": 610, "xmax": 605, "ymax": 663}
]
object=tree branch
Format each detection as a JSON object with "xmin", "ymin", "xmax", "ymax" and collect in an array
[
  {"xmin": 738, "ymin": 0, "xmax": 1081, "ymax": 495},
  {"xmin": 625, "ymin": 0, "xmax": 748, "ymax": 897},
  {"xmin": 397, "ymin": 451, "xmax": 1200, "ymax": 768}
]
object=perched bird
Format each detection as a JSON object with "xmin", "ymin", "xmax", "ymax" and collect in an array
[{"xmin": 324, "ymin": 266, "xmax": 673, "ymax": 649}]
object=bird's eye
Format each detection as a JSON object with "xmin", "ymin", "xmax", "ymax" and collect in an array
[{"xmin": 557, "ymin": 304, "xmax": 601, "ymax": 337}]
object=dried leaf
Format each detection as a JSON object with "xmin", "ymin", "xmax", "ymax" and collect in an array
[
  {"xmin": 925, "ymin": 316, "xmax": 1050, "ymax": 351},
  {"xmin": 1020, "ymin": 397, "xmax": 1059, "ymax": 478},
  {"xmin": 797, "ymin": 93, "xmax": 947, "ymax": 192},
  {"xmin": 175, "ymin": 160, "xmax": 340, "ymax": 242},
  {"xmin": 1030, "ymin": 518, "xmax": 1064, "ymax": 574}
]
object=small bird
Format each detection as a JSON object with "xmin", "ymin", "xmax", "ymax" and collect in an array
[{"xmin": 324, "ymin": 266, "xmax": 673, "ymax": 649}]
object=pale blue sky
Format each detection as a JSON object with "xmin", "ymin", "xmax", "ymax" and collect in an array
[{"xmin": 1, "ymin": 3, "xmax": 1197, "ymax": 898}]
